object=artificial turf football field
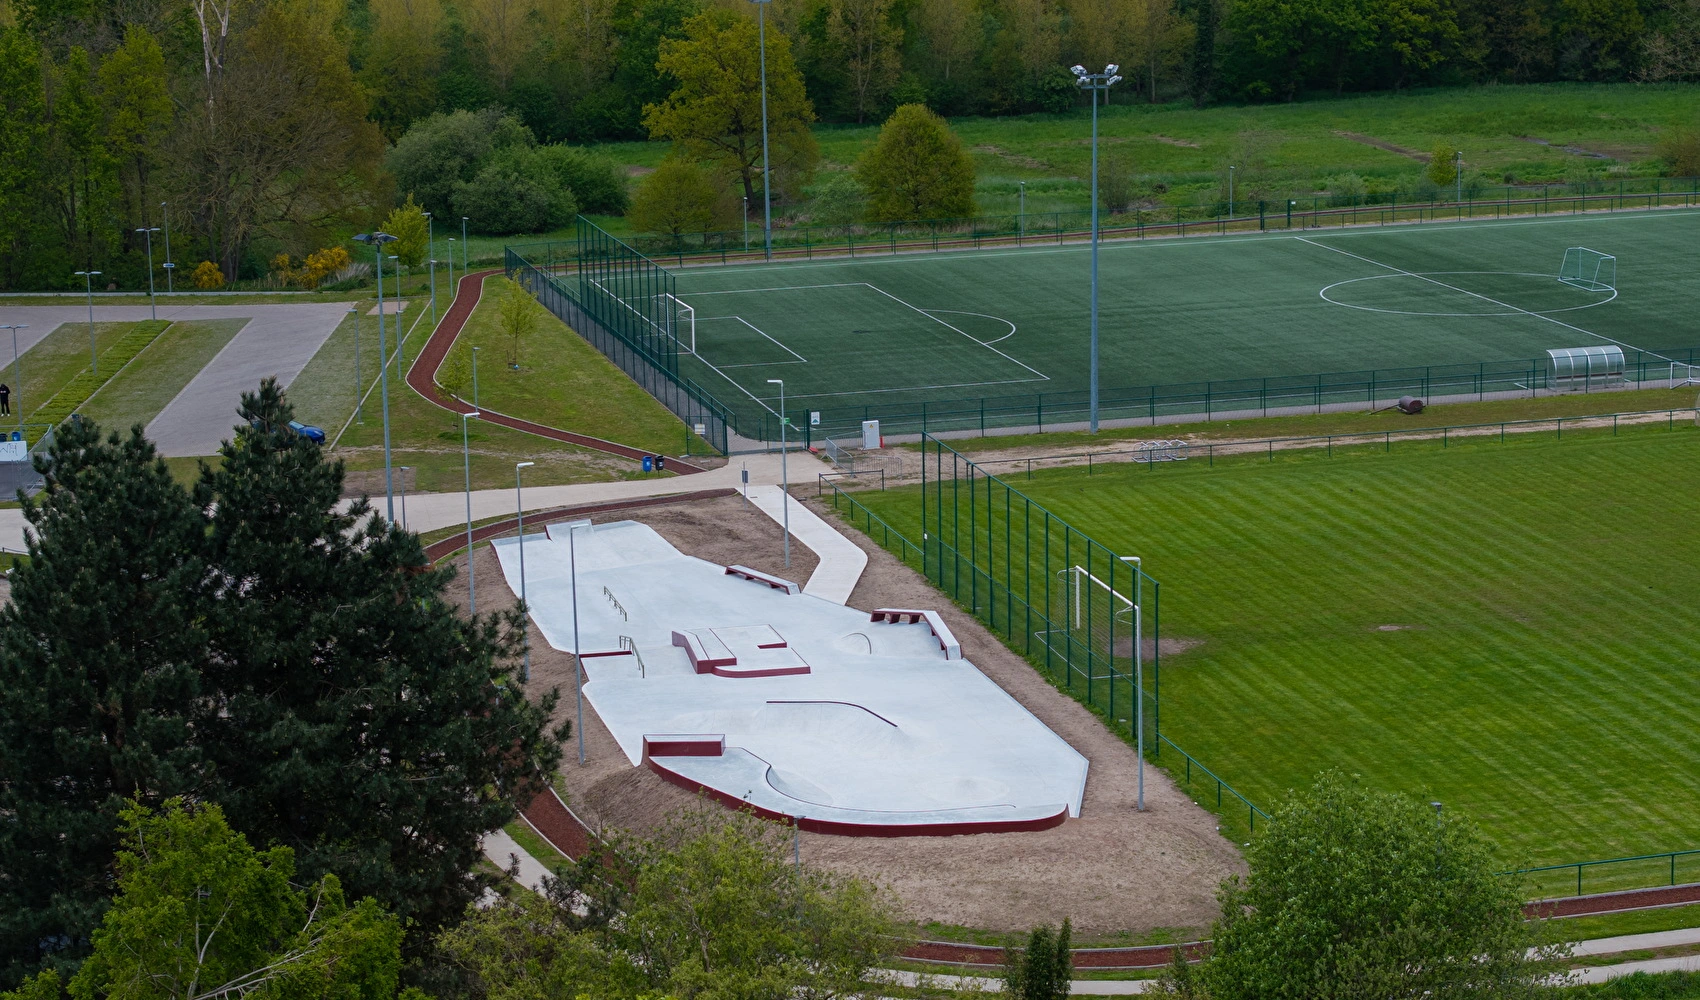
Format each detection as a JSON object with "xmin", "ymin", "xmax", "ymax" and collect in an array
[
  {"xmin": 855, "ymin": 424, "xmax": 1700, "ymax": 889},
  {"xmin": 670, "ymin": 209, "xmax": 1700, "ymax": 435}
]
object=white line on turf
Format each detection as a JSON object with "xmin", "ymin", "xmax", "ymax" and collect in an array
[
  {"xmin": 1293, "ymin": 236, "xmax": 1673, "ymax": 361},
  {"xmin": 924, "ymin": 309, "xmax": 1019, "ymax": 344},
  {"xmin": 858, "ymin": 283, "xmax": 1050, "ymax": 380},
  {"xmin": 667, "ymin": 205, "xmax": 1700, "ymax": 277}
]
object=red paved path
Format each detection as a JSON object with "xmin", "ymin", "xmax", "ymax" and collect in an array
[{"xmin": 405, "ymin": 268, "xmax": 707, "ymax": 474}]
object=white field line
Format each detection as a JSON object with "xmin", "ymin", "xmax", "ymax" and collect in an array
[{"xmin": 1294, "ymin": 236, "xmax": 1673, "ymax": 363}]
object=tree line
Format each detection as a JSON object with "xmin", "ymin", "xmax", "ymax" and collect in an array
[{"xmin": 2, "ymin": 0, "xmax": 1697, "ymax": 287}]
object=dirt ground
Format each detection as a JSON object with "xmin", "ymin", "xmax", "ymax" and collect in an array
[{"xmin": 440, "ymin": 491, "xmax": 1244, "ymax": 940}]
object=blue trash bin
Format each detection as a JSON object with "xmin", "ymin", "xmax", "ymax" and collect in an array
[{"xmin": 641, "ymin": 455, "xmax": 653, "ymax": 473}]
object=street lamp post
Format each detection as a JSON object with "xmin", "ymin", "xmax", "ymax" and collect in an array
[
  {"xmin": 516, "ymin": 461, "xmax": 536, "ymax": 682},
  {"xmin": 429, "ymin": 258, "xmax": 438, "ymax": 330},
  {"xmin": 161, "ymin": 203, "xmax": 174, "ymax": 292},
  {"xmin": 1071, "ymin": 64, "xmax": 1123, "ymax": 435},
  {"xmin": 349, "ymin": 305, "xmax": 361, "ymax": 423},
  {"xmin": 388, "ymin": 254, "xmax": 403, "ymax": 375},
  {"xmin": 1229, "ymin": 165, "xmax": 1236, "ymax": 219},
  {"xmin": 750, "ymin": 0, "xmax": 773, "ymax": 261},
  {"xmin": 425, "ymin": 212, "xmax": 436, "ymax": 325},
  {"xmin": 462, "ymin": 411, "xmax": 480, "ymax": 614},
  {"xmin": 1018, "ymin": 181, "xmax": 1026, "ymax": 238},
  {"xmin": 136, "ymin": 227, "xmax": 161, "ymax": 321},
  {"xmin": 567, "ymin": 519, "xmax": 584, "ymax": 765},
  {"xmin": 472, "ymin": 346, "xmax": 481, "ymax": 410},
  {"xmin": 767, "ymin": 378, "xmax": 789, "ymax": 568},
  {"xmin": 1455, "ymin": 149, "xmax": 1464, "ymax": 206},
  {"xmin": 353, "ymin": 231, "xmax": 400, "ymax": 520},
  {"xmin": 461, "ymin": 218, "xmax": 469, "ymax": 272},
  {"xmin": 2, "ymin": 325, "xmax": 27, "ymax": 435},
  {"xmin": 447, "ymin": 238, "xmax": 456, "ymax": 294},
  {"xmin": 74, "ymin": 271, "xmax": 100, "ymax": 375},
  {"xmin": 743, "ymin": 195, "xmax": 749, "ymax": 251},
  {"xmin": 398, "ymin": 466, "xmax": 410, "ymax": 530}
]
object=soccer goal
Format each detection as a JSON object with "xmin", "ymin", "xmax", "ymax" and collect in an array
[
  {"xmin": 656, "ymin": 293, "xmax": 696, "ymax": 355},
  {"xmin": 1559, "ymin": 247, "xmax": 1617, "ymax": 292},
  {"xmin": 1672, "ymin": 363, "xmax": 1700, "ymax": 388}
]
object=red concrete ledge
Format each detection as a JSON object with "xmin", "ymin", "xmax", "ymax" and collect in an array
[
  {"xmin": 406, "ymin": 268, "xmax": 709, "ymax": 475},
  {"xmin": 1526, "ymin": 881, "xmax": 1700, "ymax": 918}
]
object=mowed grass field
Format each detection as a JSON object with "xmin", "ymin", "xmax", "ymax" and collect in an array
[
  {"xmin": 855, "ymin": 423, "xmax": 1700, "ymax": 882},
  {"xmin": 672, "ymin": 209, "xmax": 1700, "ymax": 434}
]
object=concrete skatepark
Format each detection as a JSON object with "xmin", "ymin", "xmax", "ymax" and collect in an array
[{"xmin": 491, "ymin": 518, "xmax": 1088, "ymax": 835}]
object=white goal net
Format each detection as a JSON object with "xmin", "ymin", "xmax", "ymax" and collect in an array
[{"xmin": 1559, "ymin": 247, "xmax": 1616, "ymax": 292}]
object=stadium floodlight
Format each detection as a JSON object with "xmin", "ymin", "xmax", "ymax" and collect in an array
[
  {"xmin": 516, "ymin": 461, "xmax": 536, "ymax": 682},
  {"xmin": 74, "ymin": 270, "xmax": 100, "ymax": 375},
  {"xmin": 750, "ymin": 0, "xmax": 774, "ymax": 261},
  {"xmin": 1070, "ymin": 64, "xmax": 1087, "ymax": 76},
  {"xmin": 1075, "ymin": 64, "xmax": 1123, "ymax": 433},
  {"xmin": 354, "ymin": 231, "xmax": 401, "ymax": 521},
  {"xmin": 768, "ymin": 378, "xmax": 789, "ymax": 568}
]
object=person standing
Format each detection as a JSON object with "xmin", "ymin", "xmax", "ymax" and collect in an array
[{"xmin": 0, "ymin": 383, "xmax": 12, "ymax": 416}]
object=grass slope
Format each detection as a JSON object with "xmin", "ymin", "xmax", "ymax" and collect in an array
[
  {"xmin": 445, "ymin": 277, "xmax": 703, "ymax": 456},
  {"xmin": 857, "ymin": 424, "xmax": 1700, "ymax": 886},
  {"xmin": 81, "ymin": 319, "xmax": 247, "ymax": 434}
]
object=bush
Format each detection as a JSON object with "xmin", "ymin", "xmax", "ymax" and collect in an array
[
  {"xmin": 1099, "ymin": 153, "xmax": 1136, "ymax": 213},
  {"xmin": 382, "ymin": 194, "xmax": 430, "ymax": 267},
  {"xmin": 192, "ymin": 260, "xmax": 224, "ymax": 289},
  {"xmin": 1004, "ymin": 920, "xmax": 1073, "ymax": 1000},
  {"xmin": 452, "ymin": 148, "xmax": 577, "ymax": 235},
  {"xmin": 1658, "ymin": 127, "xmax": 1700, "ymax": 177},
  {"xmin": 1031, "ymin": 65, "xmax": 1080, "ymax": 114},
  {"xmin": 387, "ymin": 107, "xmax": 536, "ymax": 220},
  {"xmin": 534, "ymin": 145, "xmax": 629, "ymax": 215},
  {"xmin": 807, "ymin": 171, "xmax": 867, "ymax": 226},
  {"xmin": 1566, "ymin": 160, "xmax": 1603, "ymax": 194},
  {"xmin": 1326, "ymin": 173, "xmax": 1367, "ymax": 206}
]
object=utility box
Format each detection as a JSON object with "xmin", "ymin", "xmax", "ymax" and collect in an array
[{"xmin": 861, "ymin": 420, "xmax": 881, "ymax": 450}]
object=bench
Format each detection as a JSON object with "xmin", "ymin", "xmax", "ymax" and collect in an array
[
  {"xmin": 870, "ymin": 608, "xmax": 962, "ymax": 660},
  {"xmin": 725, "ymin": 565, "xmax": 800, "ymax": 595},
  {"xmin": 671, "ymin": 629, "xmax": 736, "ymax": 671}
]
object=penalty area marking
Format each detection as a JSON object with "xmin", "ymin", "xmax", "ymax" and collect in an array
[
  {"xmin": 1295, "ymin": 236, "xmax": 1672, "ymax": 362},
  {"xmin": 1319, "ymin": 271, "xmax": 1619, "ymax": 317},
  {"xmin": 696, "ymin": 315, "xmax": 810, "ymax": 365}
]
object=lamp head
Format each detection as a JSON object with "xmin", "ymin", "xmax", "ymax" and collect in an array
[
  {"xmin": 1107, "ymin": 74, "xmax": 1123, "ymax": 86},
  {"xmin": 767, "ymin": 378, "xmax": 783, "ymax": 386},
  {"xmin": 1070, "ymin": 65, "xmax": 1087, "ymax": 77},
  {"xmin": 1105, "ymin": 63, "xmax": 1119, "ymax": 75},
  {"xmin": 516, "ymin": 461, "xmax": 535, "ymax": 469},
  {"xmin": 466, "ymin": 410, "xmax": 480, "ymax": 420}
]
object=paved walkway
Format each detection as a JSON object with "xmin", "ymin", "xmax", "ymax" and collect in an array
[
  {"xmin": 480, "ymin": 827, "xmax": 553, "ymax": 894},
  {"xmin": 744, "ymin": 484, "xmax": 867, "ymax": 604}
]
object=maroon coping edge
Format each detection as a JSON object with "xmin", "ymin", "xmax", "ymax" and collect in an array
[
  {"xmin": 643, "ymin": 757, "xmax": 1070, "ymax": 838},
  {"xmin": 405, "ymin": 268, "xmax": 708, "ymax": 475}
]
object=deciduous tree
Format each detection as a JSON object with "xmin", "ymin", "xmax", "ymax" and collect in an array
[
  {"xmin": 854, "ymin": 103, "xmax": 975, "ymax": 222},
  {"xmin": 382, "ymin": 193, "xmax": 430, "ymax": 267},
  {"xmin": 1185, "ymin": 771, "xmax": 1563, "ymax": 999},
  {"xmin": 362, "ymin": 0, "xmax": 445, "ymax": 133},
  {"xmin": 68, "ymin": 800, "xmax": 404, "ymax": 1000},
  {"xmin": 644, "ymin": 10, "xmax": 819, "ymax": 206},
  {"xmin": 627, "ymin": 156, "xmax": 726, "ymax": 240},
  {"xmin": 827, "ymin": 0, "xmax": 901, "ymax": 123},
  {"xmin": 98, "ymin": 26, "xmax": 172, "ymax": 236}
]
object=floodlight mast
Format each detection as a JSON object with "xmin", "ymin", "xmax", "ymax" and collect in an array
[
  {"xmin": 750, "ymin": 0, "xmax": 774, "ymax": 261},
  {"xmin": 1074, "ymin": 63, "xmax": 1123, "ymax": 434}
]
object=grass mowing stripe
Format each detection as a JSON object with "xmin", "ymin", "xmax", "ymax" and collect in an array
[
  {"xmin": 856, "ymin": 427, "xmax": 1700, "ymax": 872},
  {"xmin": 81, "ymin": 319, "xmax": 246, "ymax": 434},
  {"xmin": 31, "ymin": 321, "xmax": 171, "ymax": 426}
]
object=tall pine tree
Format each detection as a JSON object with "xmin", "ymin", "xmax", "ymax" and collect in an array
[
  {"xmin": 0, "ymin": 419, "xmax": 211, "ymax": 987},
  {"xmin": 195, "ymin": 380, "xmax": 564, "ymax": 943}
]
